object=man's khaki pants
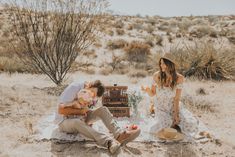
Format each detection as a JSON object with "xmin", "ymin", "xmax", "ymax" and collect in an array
[{"xmin": 59, "ymin": 106, "xmax": 122, "ymax": 147}]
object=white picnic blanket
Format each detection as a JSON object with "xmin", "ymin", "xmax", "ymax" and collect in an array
[{"xmin": 33, "ymin": 112, "xmax": 213, "ymax": 143}]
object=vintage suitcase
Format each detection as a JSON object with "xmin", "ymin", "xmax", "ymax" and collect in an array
[{"xmin": 102, "ymin": 84, "xmax": 130, "ymax": 117}]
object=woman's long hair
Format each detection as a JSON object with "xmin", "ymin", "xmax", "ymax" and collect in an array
[{"xmin": 159, "ymin": 58, "xmax": 178, "ymax": 89}]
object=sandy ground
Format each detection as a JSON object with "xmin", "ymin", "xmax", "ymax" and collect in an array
[{"xmin": 0, "ymin": 72, "xmax": 235, "ymax": 157}]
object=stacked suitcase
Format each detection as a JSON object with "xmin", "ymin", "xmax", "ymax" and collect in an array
[{"xmin": 102, "ymin": 84, "xmax": 130, "ymax": 117}]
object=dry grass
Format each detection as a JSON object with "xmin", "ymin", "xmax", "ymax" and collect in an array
[
  {"xmin": 145, "ymin": 17, "xmax": 157, "ymax": 25},
  {"xmin": 132, "ymin": 22, "xmax": 144, "ymax": 30},
  {"xmin": 182, "ymin": 94, "xmax": 216, "ymax": 113},
  {"xmin": 70, "ymin": 61, "xmax": 94, "ymax": 73},
  {"xmin": 127, "ymin": 24, "xmax": 133, "ymax": 30},
  {"xmin": 226, "ymin": 28, "xmax": 235, "ymax": 44},
  {"xmin": 115, "ymin": 68, "xmax": 129, "ymax": 75},
  {"xmin": 99, "ymin": 66, "xmax": 113, "ymax": 75},
  {"xmin": 0, "ymin": 21, "xmax": 3, "ymax": 30},
  {"xmin": 82, "ymin": 49, "xmax": 97, "ymax": 59},
  {"xmin": 170, "ymin": 42, "xmax": 235, "ymax": 80},
  {"xmin": 106, "ymin": 39, "xmax": 128, "ymax": 50},
  {"xmin": 79, "ymin": 67, "xmax": 96, "ymax": 74},
  {"xmin": 114, "ymin": 20, "xmax": 124, "ymax": 28},
  {"xmin": 144, "ymin": 35, "xmax": 155, "ymax": 47},
  {"xmin": 155, "ymin": 34, "xmax": 163, "ymax": 46},
  {"xmin": 177, "ymin": 18, "xmax": 192, "ymax": 32},
  {"xmin": 190, "ymin": 25, "xmax": 218, "ymax": 38},
  {"xmin": 106, "ymin": 29, "xmax": 114, "ymax": 36},
  {"xmin": 124, "ymin": 41, "xmax": 151, "ymax": 63},
  {"xmin": 0, "ymin": 56, "xmax": 33, "ymax": 73},
  {"xmin": 116, "ymin": 28, "xmax": 125, "ymax": 35},
  {"xmin": 144, "ymin": 24, "xmax": 155, "ymax": 34},
  {"xmin": 93, "ymin": 42, "xmax": 102, "ymax": 48},
  {"xmin": 128, "ymin": 69, "xmax": 148, "ymax": 78}
]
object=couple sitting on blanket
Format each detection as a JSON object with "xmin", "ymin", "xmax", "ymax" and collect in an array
[
  {"xmin": 54, "ymin": 80, "xmax": 139, "ymax": 154},
  {"xmin": 54, "ymin": 53, "xmax": 199, "ymax": 154}
]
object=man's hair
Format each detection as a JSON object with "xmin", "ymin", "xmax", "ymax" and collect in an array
[{"xmin": 90, "ymin": 80, "xmax": 105, "ymax": 97}]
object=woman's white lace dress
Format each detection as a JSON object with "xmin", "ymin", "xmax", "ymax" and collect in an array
[{"xmin": 150, "ymin": 83, "xmax": 199, "ymax": 136}]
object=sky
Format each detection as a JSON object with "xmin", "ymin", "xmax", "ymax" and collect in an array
[{"xmin": 107, "ymin": 0, "xmax": 235, "ymax": 17}]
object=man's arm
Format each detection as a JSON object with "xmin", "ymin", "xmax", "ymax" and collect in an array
[{"xmin": 58, "ymin": 102, "xmax": 87, "ymax": 116}]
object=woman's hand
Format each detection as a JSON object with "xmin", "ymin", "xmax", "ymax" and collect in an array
[{"xmin": 141, "ymin": 85, "xmax": 150, "ymax": 92}]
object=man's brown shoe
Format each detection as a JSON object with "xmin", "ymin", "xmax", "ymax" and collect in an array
[{"xmin": 116, "ymin": 128, "xmax": 141, "ymax": 146}]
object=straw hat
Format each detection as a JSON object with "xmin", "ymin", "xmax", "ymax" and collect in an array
[
  {"xmin": 160, "ymin": 53, "xmax": 177, "ymax": 65},
  {"xmin": 156, "ymin": 128, "xmax": 184, "ymax": 141}
]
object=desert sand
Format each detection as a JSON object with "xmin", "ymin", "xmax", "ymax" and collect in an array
[{"xmin": 0, "ymin": 72, "xmax": 235, "ymax": 157}]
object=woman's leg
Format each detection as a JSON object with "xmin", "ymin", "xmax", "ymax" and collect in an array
[{"xmin": 179, "ymin": 107, "xmax": 199, "ymax": 135}]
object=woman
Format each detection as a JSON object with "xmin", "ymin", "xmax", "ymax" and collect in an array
[{"xmin": 142, "ymin": 53, "xmax": 198, "ymax": 136}]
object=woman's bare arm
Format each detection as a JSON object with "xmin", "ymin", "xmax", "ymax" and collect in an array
[
  {"xmin": 172, "ymin": 74, "xmax": 184, "ymax": 125},
  {"xmin": 144, "ymin": 72, "xmax": 159, "ymax": 96}
]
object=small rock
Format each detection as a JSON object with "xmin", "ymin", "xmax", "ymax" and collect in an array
[
  {"xmin": 212, "ymin": 152, "xmax": 216, "ymax": 155},
  {"xmin": 196, "ymin": 88, "xmax": 207, "ymax": 95},
  {"xmin": 215, "ymin": 139, "xmax": 222, "ymax": 146}
]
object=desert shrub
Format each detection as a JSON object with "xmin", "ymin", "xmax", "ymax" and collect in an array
[
  {"xmin": 147, "ymin": 52, "xmax": 161, "ymax": 73},
  {"xmin": 170, "ymin": 42, "xmax": 235, "ymax": 80},
  {"xmin": 114, "ymin": 20, "xmax": 124, "ymax": 28},
  {"xmin": 124, "ymin": 41, "xmax": 151, "ymax": 63},
  {"xmin": 132, "ymin": 22, "xmax": 144, "ymax": 30},
  {"xmin": 106, "ymin": 39, "xmax": 128, "ymax": 50},
  {"xmin": 99, "ymin": 66, "xmax": 113, "ymax": 75},
  {"xmin": 158, "ymin": 25, "xmax": 169, "ymax": 32},
  {"xmin": 128, "ymin": 69, "xmax": 148, "ymax": 78},
  {"xmin": 227, "ymin": 36, "xmax": 235, "ymax": 44},
  {"xmin": 115, "ymin": 68, "xmax": 129, "ymax": 75},
  {"xmin": 169, "ymin": 19, "xmax": 178, "ymax": 27},
  {"xmin": 155, "ymin": 34, "xmax": 163, "ymax": 46},
  {"xmin": 144, "ymin": 24, "xmax": 155, "ymax": 34},
  {"xmin": 177, "ymin": 18, "xmax": 192, "ymax": 32},
  {"xmin": 116, "ymin": 28, "xmax": 125, "ymax": 35},
  {"xmin": 127, "ymin": 24, "xmax": 133, "ymax": 30},
  {"xmin": 79, "ymin": 66, "xmax": 96, "ymax": 74},
  {"xmin": 82, "ymin": 49, "xmax": 97, "ymax": 59},
  {"xmin": 176, "ymin": 32, "xmax": 182, "ymax": 38},
  {"xmin": 190, "ymin": 25, "xmax": 217, "ymax": 38},
  {"xmin": 144, "ymin": 35, "xmax": 155, "ymax": 47},
  {"xmin": 2, "ymin": 29, "xmax": 10, "ymax": 38},
  {"xmin": 93, "ymin": 42, "xmax": 102, "ymax": 48},
  {"xmin": 226, "ymin": 28, "xmax": 235, "ymax": 44},
  {"xmin": 106, "ymin": 29, "xmax": 114, "ymax": 36},
  {"xmin": 168, "ymin": 35, "xmax": 174, "ymax": 43},
  {"xmin": 0, "ymin": 56, "xmax": 32, "ymax": 73},
  {"xmin": 70, "ymin": 60, "xmax": 94, "ymax": 73},
  {"xmin": 207, "ymin": 15, "xmax": 219, "ymax": 24},
  {"xmin": 109, "ymin": 54, "xmax": 124, "ymax": 71},
  {"xmin": 146, "ymin": 17, "xmax": 157, "ymax": 25},
  {"xmin": 0, "ymin": 21, "xmax": 3, "ymax": 30},
  {"xmin": 6, "ymin": 0, "xmax": 107, "ymax": 85},
  {"xmin": 182, "ymin": 95, "xmax": 216, "ymax": 113},
  {"xmin": 192, "ymin": 18, "xmax": 207, "ymax": 25}
]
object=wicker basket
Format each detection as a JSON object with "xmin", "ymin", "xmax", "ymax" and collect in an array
[{"xmin": 102, "ymin": 84, "xmax": 130, "ymax": 117}]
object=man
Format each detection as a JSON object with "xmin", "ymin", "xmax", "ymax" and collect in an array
[{"xmin": 54, "ymin": 80, "xmax": 140, "ymax": 154}]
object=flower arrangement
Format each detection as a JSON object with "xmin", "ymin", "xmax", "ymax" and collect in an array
[{"xmin": 127, "ymin": 90, "xmax": 143, "ymax": 115}]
